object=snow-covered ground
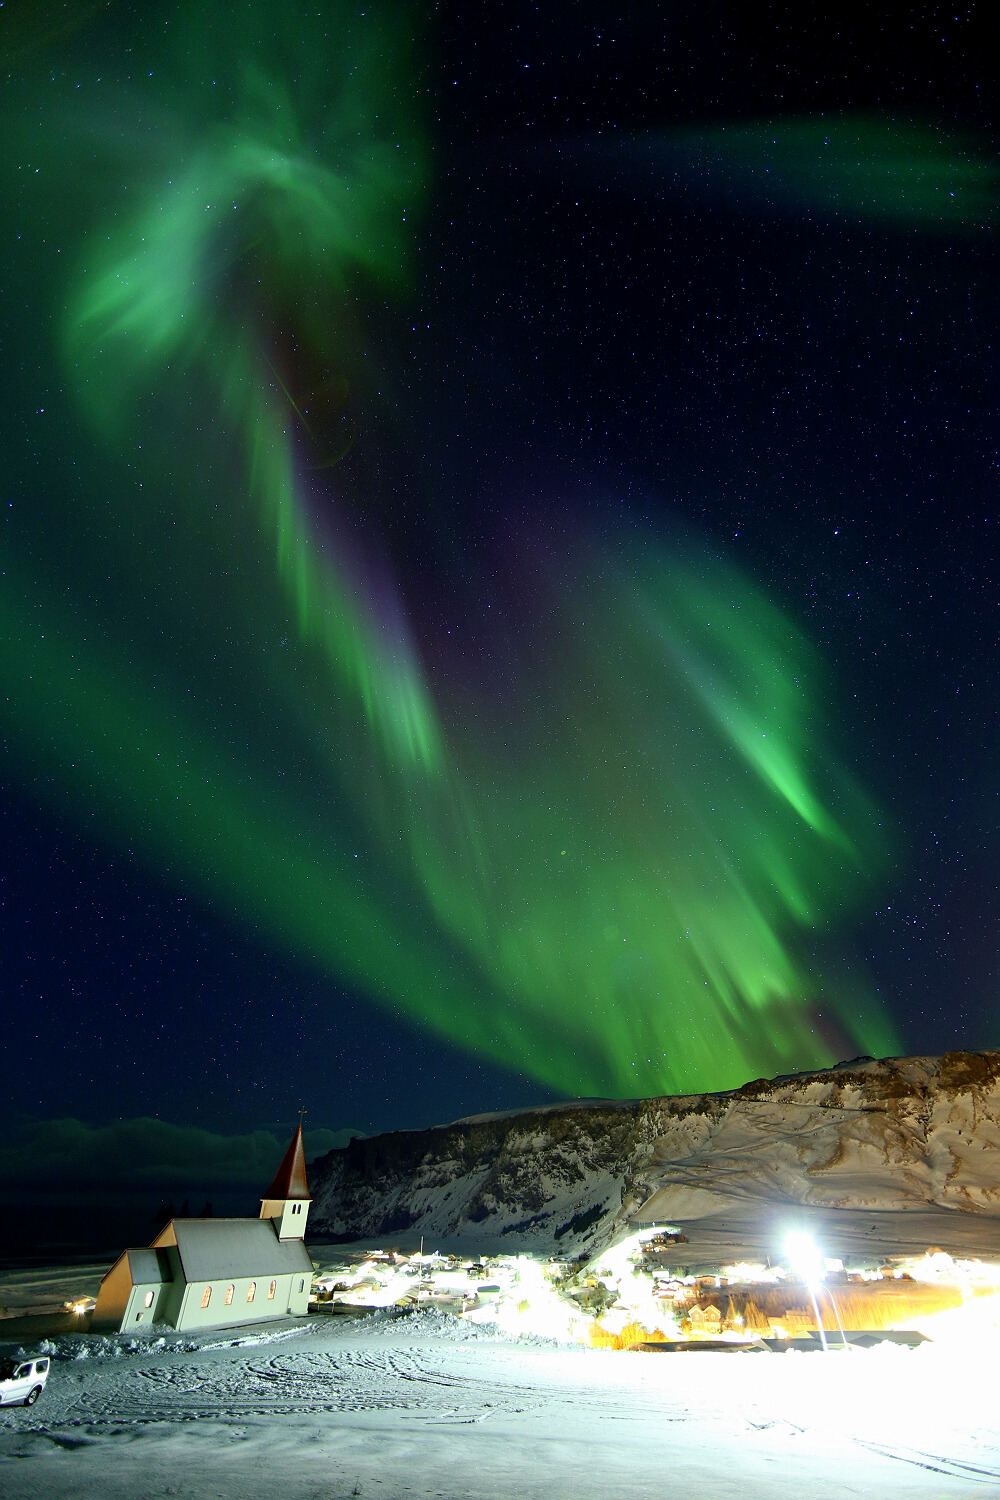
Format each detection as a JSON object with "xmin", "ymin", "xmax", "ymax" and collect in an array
[
  {"xmin": 0, "ymin": 1259, "xmax": 109, "ymax": 1317},
  {"xmin": 1, "ymin": 1310, "xmax": 997, "ymax": 1498}
]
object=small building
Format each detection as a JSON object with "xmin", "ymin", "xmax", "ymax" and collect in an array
[{"xmin": 93, "ymin": 1124, "xmax": 314, "ymax": 1333}]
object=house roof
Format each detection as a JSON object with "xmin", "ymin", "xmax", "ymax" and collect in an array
[
  {"xmin": 263, "ymin": 1122, "xmax": 312, "ymax": 1201},
  {"xmin": 152, "ymin": 1218, "xmax": 312, "ymax": 1284}
]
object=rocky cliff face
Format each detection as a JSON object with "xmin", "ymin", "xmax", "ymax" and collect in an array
[
  {"xmin": 308, "ymin": 1098, "xmax": 652, "ymax": 1257},
  {"xmin": 308, "ymin": 1051, "xmax": 1000, "ymax": 1257}
]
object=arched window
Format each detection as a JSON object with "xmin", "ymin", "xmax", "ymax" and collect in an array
[
  {"xmin": 144, "ymin": 1290, "xmax": 154, "ymax": 1308},
  {"xmin": 267, "ymin": 1280, "xmax": 276, "ymax": 1300},
  {"xmin": 298, "ymin": 1279, "xmax": 304, "ymax": 1293},
  {"xmin": 225, "ymin": 1284, "xmax": 235, "ymax": 1306},
  {"xmin": 201, "ymin": 1287, "xmax": 212, "ymax": 1308},
  {"xmin": 247, "ymin": 1281, "xmax": 256, "ymax": 1303}
]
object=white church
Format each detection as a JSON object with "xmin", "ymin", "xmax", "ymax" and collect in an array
[{"xmin": 92, "ymin": 1123, "xmax": 314, "ymax": 1333}]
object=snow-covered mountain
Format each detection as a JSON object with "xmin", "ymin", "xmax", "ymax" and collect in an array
[{"xmin": 308, "ymin": 1051, "xmax": 1000, "ymax": 1259}]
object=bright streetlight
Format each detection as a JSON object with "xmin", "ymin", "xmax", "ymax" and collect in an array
[{"xmin": 784, "ymin": 1233, "xmax": 834, "ymax": 1351}]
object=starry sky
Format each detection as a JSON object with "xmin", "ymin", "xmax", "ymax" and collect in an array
[{"xmin": 2, "ymin": 2, "xmax": 999, "ymax": 1241}]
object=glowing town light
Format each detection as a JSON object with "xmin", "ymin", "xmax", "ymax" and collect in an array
[
  {"xmin": 785, "ymin": 1233, "xmax": 825, "ymax": 1284},
  {"xmin": 784, "ymin": 1233, "xmax": 831, "ymax": 1351},
  {"xmin": 783, "ymin": 1233, "xmax": 854, "ymax": 1352}
]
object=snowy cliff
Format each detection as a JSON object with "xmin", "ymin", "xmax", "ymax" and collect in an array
[{"xmin": 308, "ymin": 1051, "xmax": 1000, "ymax": 1257}]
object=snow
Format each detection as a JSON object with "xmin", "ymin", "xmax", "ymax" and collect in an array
[
  {"xmin": 2, "ymin": 1310, "xmax": 998, "ymax": 1497},
  {"xmin": 440, "ymin": 1098, "xmax": 636, "ymax": 1128},
  {"xmin": 635, "ymin": 1074, "xmax": 1000, "ymax": 1219},
  {"xmin": 309, "ymin": 1052, "xmax": 1000, "ymax": 1260},
  {"xmin": 0, "ymin": 1260, "xmax": 108, "ymax": 1318}
]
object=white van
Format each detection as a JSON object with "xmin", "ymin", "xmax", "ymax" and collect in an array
[{"xmin": 0, "ymin": 1357, "xmax": 50, "ymax": 1407}]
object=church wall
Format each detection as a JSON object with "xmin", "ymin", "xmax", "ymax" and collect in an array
[
  {"xmin": 288, "ymin": 1271, "xmax": 310, "ymax": 1316},
  {"xmin": 260, "ymin": 1199, "xmax": 311, "ymax": 1239},
  {"xmin": 173, "ymin": 1273, "xmax": 307, "ymax": 1331},
  {"xmin": 121, "ymin": 1280, "xmax": 170, "ymax": 1330},
  {"xmin": 91, "ymin": 1254, "xmax": 132, "ymax": 1331},
  {"xmin": 159, "ymin": 1246, "xmax": 186, "ymax": 1327}
]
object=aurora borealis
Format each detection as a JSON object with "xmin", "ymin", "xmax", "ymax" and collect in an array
[
  {"xmin": 622, "ymin": 115, "xmax": 999, "ymax": 231},
  {"xmin": 3, "ymin": 4, "xmax": 1000, "ymax": 1174}
]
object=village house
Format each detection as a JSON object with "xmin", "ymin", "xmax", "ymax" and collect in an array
[{"xmin": 92, "ymin": 1124, "xmax": 313, "ymax": 1333}]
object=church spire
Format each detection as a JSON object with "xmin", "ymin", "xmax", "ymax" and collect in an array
[
  {"xmin": 263, "ymin": 1120, "xmax": 311, "ymax": 1202},
  {"xmin": 260, "ymin": 1118, "xmax": 312, "ymax": 1240}
]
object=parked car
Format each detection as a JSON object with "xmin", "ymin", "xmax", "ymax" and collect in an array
[{"xmin": 0, "ymin": 1357, "xmax": 50, "ymax": 1407}]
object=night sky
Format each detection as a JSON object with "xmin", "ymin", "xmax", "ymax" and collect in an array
[{"xmin": 2, "ymin": 3, "xmax": 999, "ymax": 1241}]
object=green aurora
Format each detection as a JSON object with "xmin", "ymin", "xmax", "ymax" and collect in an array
[
  {"xmin": 634, "ymin": 114, "xmax": 999, "ymax": 230},
  {"xmin": 0, "ymin": 8, "xmax": 920, "ymax": 1097}
]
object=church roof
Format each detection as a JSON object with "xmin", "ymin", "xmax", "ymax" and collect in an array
[
  {"xmin": 263, "ymin": 1122, "xmax": 312, "ymax": 1201},
  {"xmin": 126, "ymin": 1247, "xmax": 173, "ymax": 1285},
  {"xmin": 152, "ymin": 1218, "xmax": 311, "ymax": 1283}
]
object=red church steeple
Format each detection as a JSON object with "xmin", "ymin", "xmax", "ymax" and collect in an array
[
  {"xmin": 263, "ymin": 1121, "xmax": 311, "ymax": 1202},
  {"xmin": 260, "ymin": 1118, "xmax": 312, "ymax": 1240}
]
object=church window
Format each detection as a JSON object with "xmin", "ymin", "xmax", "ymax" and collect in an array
[
  {"xmin": 268, "ymin": 1280, "xmax": 276, "ymax": 1300},
  {"xmin": 201, "ymin": 1287, "xmax": 211, "ymax": 1308},
  {"xmin": 247, "ymin": 1282, "xmax": 256, "ymax": 1303},
  {"xmin": 225, "ymin": 1284, "xmax": 234, "ymax": 1306},
  {"xmin": 144, "ymin": 1291, "xmax": 154, "ymax": 1308},
  {"xmin": 298, "ymin": 1279, "xmax": 305, "ymax": 1293}
]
